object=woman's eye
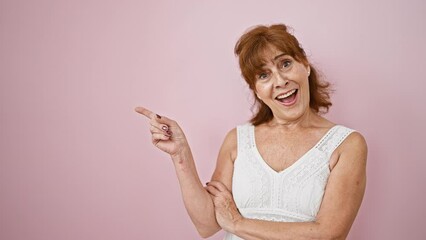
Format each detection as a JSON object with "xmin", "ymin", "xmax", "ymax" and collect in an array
[
  {"xmin": 258, "ymin": 73, "xmax": 269, "ymax": 80},
  {"xmin": 281, "ymin": 59, "xmax": 292, "ymax": 68}
]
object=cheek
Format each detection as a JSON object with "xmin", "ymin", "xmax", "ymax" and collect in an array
[
  {"xmin": 302, "ymin": 83, "xmax": 311, "ymax": 102},
  {"xmin": 254, "ymin": 84, "xmax": 263, "ymax": 96},
  {"xmin": 256, "ymin": 88, "xmax": 268, "ymax": 100},
  {"xmin": 255, "ymin": 82, "xmax": 272, "ymax": 93},
  {"xmin": 257, "ymin": 85, "xmax": 267, "ymax": 93}
]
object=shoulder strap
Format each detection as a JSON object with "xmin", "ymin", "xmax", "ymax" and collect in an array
[
  {"xmin": 237, "ymin": 124, "xmax": 254, "ymax": 155},
  {"xmin": 316, "ymin": 125, "xmax": 355, "ymax": 156}
]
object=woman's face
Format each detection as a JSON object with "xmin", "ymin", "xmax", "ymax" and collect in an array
[{"xmin": 254, "ymin": 46, "xmax": 311, "ymax": 123}]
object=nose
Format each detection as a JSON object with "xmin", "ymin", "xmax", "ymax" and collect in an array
[{"xmin": 273, "ymin": 71, "xmax": 289, "ymax": 89}]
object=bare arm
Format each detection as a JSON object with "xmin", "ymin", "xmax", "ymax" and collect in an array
[
  {"xmin": 206, "ymin": 132, "xmax": 367, "ymax": 240},
  {"xmin": 135, "ymin": 107, "xmax": 236, "ymax": 238}
]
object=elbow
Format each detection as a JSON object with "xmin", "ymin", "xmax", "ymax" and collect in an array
[
  {"xmin": 197, "ymin": 229, "xmax": 216, "ymax": 239},
  {"xmin": 323, "ymin": 236, "xmax": 346, "ymax": 240},
  {"xmin": 198, "ymin": 233, "xmax": 212, "ymax": 239},
  {"xmin": 316, "ymin": 223, "xmax": 348, "ymax": 240},
  {"xmin": 319, "ymin": 235, "xmax": 346, "ymax": 240},
  {"xmin": 195, "ymin": 225, "xmax": 221, "ymax": 239},
  {"xmin": 319, "ymin": 230, "xmax": 347, "ymax": 240}
]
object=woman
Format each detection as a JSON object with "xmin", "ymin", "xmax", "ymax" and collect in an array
[{"xmin": 136, "ymin": 24, "xmax": 367, "ymax": 240}]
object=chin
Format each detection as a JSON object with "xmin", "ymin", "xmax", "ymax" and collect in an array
[{"xmin": 275, "ymin": 105, "xmax": 309, "ymax": 121}]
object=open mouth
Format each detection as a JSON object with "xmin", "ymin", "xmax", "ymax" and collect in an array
[{"xmin": 275, "ymin": 89, "xmax": 298, "ymax": 106}]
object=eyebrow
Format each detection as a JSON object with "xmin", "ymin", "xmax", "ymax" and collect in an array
[
  {"xmin": 258, "ymin": 53, "xmax": 289, "ymax": 69},
  {"xmin": 273, "ymin": 53, "xmax": 287, "ymax": 60}
]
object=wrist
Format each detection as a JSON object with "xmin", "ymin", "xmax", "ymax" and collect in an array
[
  {"xmin": 231, "ymin": 215, "xmax": 245, "ymax": 235},
  {"xmin": 170, "ymin": 146, "xmax": 192, "ymax": 165}
]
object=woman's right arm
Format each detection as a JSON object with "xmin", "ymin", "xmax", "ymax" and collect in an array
[{"xmin": 135, "ymin": 107, "xmax": 236, "ymax": 238}]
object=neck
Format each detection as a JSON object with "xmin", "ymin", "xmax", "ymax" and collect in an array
[{"xmin": 267, "ymin": 108, "xmax": 318, "ymax": 130}]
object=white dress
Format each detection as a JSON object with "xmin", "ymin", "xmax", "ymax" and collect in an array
[{"xmin": 224, "ymin": 124, "xmax": 355, "ymax": 240}]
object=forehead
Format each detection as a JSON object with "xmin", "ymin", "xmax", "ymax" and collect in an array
[
  {"xmin": 257, "ymin": 45, "xmax": 293, "ymax": 68},
  {"xmin": 259, "ymin": 45, "xmax": 285, "ymax": 62}
]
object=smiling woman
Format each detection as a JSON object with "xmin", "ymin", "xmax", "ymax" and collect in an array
[
  {"xmin": 136, "ymin": 23, "xmax": 367, "ymax": 240},
  {"xmin": 235, "ymin": 24, "xmax": 332, "ymax": 126}
]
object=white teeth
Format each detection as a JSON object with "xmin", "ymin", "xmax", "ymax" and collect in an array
[{"xmin": 276, "ymin": 89, "xmax": 296, "ymax": 99}]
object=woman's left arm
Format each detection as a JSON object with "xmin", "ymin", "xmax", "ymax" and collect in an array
[{"xmin": 206, "ymin": 132, "xmax": 367, "ymax": 240}]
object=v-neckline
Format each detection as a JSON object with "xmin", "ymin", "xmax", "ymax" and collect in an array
[{"xmin": 251, "ymin": 125, "xmax": 338, "ymax": 175}]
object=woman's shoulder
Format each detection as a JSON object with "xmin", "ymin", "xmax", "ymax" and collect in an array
[
  {"xmin": 335, "ymin": 126, "xmax": 368, "ymax": 162},
  {"xmin": 328, "ymin": 125, "xmax": 367, "ymax": 170},
  {"xmin": 220, "ymin": 127, "xmax": 238, "ymax": 152},
  {"xmin": 215, "ymin": 127, "xmax": 238, "ymax": 164},
  {"xmin": 223, "ymin": 127, "xmax": 237, "ymax": 143},
  {"xmin": 223, "ymin": 122, "xmax": 252, "ymax": 141},
  {"xmin": 341, "ymin": 130, "xmax": 367, "ymax": 150},
  {"xmin": 220, "ymin": 123, "xmax": 253, "ymax": 160},
  {"xmin": 329, "ymin": 121, "xmax": 367, "ymax": 150},
  {"xmin": 318, "ymin": 115, "xmax": 367, "ymax": 156}
]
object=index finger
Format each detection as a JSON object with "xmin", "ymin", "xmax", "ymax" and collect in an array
[{"xmin": 134, "ymin": 106, "xmax": 155, "ymax": 119}]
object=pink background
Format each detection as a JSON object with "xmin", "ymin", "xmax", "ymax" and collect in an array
[{"xmin": 1, "ymin": 0, "xmax": 425, "ymax": 239}]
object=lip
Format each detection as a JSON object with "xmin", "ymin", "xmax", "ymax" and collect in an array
[
  {"xmin": 274, "ymin": 88, "xmax": 298, "ymax": 99},
  {"xmin": 275, "ymin": 89, "xmax": 298, "ymax": 107}
]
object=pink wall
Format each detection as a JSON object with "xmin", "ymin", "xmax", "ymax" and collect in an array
[{"xmin": 1, "ymin": 0, "xmax": 425, "ymax": 239}]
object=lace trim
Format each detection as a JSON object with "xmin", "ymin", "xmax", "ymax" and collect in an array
[
  {"xmin": 239, "ymin": 207, "xmax": 314, "ymax": 222},
  {"xmin": 237, "ymin": 124, "xmax": 253, "ymax": 154},
  {"xmin": 316, "ymin": 125, "xmax": 355, "ymax": 155},
  {"xmin": 235, "ymin": 124, "xmax": 271, "ymax": 208}
]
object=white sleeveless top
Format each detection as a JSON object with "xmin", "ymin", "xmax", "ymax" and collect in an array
[{"xmin": 224, "ymin": 124, "xmax": 355, "ymax": 240}]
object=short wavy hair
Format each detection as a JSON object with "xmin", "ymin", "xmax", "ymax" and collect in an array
[{"xmin": 234, "ymin": 24, "xmax": 332, "ymax": 126}]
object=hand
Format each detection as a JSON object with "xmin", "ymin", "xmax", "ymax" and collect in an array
[
  {"xmin": 135, "ymin": 106, "xmax": 188, "ymax": 158},
  {"xmin": 205, "ymin": 181, "xmax": 243, "ymax": 233}
]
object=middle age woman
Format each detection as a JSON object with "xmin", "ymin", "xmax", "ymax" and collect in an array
[{"xmin": 136, "ymin": 23, "xmax": 367, "ymax": 240}]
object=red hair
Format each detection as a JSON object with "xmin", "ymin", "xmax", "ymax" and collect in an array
[{"xmin": 234, "ymin": 24, "xmax": 332, "ymax": 125}]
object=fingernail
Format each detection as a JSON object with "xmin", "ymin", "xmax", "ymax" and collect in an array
[
  {"xmin": 156, "ymin": 114, "xmax": 161, "ymax": 119},
  {"xmin": 162, "ymin": 125, "xmax": 168, "ymax": 131}
]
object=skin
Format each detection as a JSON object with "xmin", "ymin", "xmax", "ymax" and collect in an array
[
  {"xmin": 135, "ymin": 46, "xmax": 367, "ymax": 239},
  {"xmin": 135, "ymin": 107, "xmax": 222, "ymax": 237}
]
